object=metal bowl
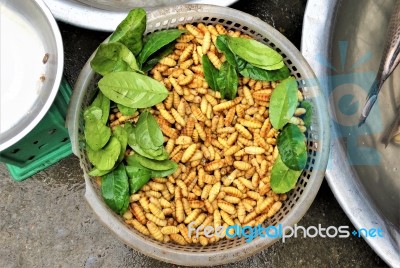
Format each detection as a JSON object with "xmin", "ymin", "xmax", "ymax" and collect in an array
[
  {"xmin": 302, "ymin": 0, "xmax": 400, "ymax": 266},
  {"xmin": 42, "ymin": 0, "xmax": 239, "ymax": 31},
  {"xmin": 0, "ymin": 0, "xmax": 64, "ymax": 151},
  {"xmin": 75, "ymin": 0, "xmax": 188, "ymax": 11}
]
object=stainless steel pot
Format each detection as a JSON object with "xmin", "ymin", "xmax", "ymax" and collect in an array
[
  {"xmin": 0, "ymin": 0, "xmax": 64, "ymax": 151},
  {"xmin": 302, "ymin": 0, "xmax": 400, "ymax": 266}
]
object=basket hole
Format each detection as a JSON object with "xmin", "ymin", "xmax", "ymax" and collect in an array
[
  {"xmin": 33, "ymin": 141, "xmax": 39, "ymax": 144},
  {"xmin": 263, "ymin": 38, "xmax": 270, "ymax": 43},
  {"xmin": 11, "ymin": 148, "xmax": 20, "ymax": 154},
  {"xmin": 287, "ymin": 59, "xmax": 292, "ymax": 65},
  {"xmin": 48, "ymin": 129, "xmax": 57, "ymax": 135},
  {"xmin": 210, "ymin": 17, "xmax": 217, "ymax": 22},
  {"xmin": 61, "ymin": 137, "xmax": 69, "ymax": 142},
  {"xmin": 28, "ymin": 155, "xmax": 35, "ymax": 161}
]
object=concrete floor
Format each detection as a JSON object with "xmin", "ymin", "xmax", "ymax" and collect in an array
[{"xmin": 0, "ymin": 0, "xmax": 390, "ymax": 267}]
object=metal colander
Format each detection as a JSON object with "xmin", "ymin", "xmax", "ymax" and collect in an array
[{"xmin": 67, "ymin": 4, "xmax": 330, "ymax": 266}]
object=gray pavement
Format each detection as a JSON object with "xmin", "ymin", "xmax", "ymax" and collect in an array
[
  {"xmin": 0, "ymin": 158, "xmax": 387, "ymax": 267},
  {"xmin": 0, "ymin": 0, "xmax": 390, "ymax": 267}
]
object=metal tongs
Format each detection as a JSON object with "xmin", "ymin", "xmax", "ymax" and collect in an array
[{"xmin": 359, "ymin": 0, "xmax": 400, "ymax": 146}]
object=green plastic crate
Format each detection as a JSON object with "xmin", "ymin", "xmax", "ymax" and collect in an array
[{"xmin": 0, "ymin": 79, "xmax": 73, "ymax": 181}]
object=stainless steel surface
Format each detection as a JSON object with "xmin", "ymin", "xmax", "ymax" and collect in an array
[
  {"xmin": 0, "ymin": 0, "xmax": 64, "ymax": 151},
  {"xmin": 302, "ymin": 0, "xmax": 400, "ymax": 266},
  {"xmin": 360, "ymin": 0, "xmax": 400, "ymax": 125},
  {"xmin": 382, "ymin": 105, "xmax": 400, "ymax": 146},
  {"xmin": 43, "ymin": 0, "xmax": 239, "ymax": 31},
  {"xmin": 75, "ymin": 0, "xmax": 187, "ymax": 11},
  {"xmin": 68, "ymin": 4, "xmax": 330, "ymax": 266}
]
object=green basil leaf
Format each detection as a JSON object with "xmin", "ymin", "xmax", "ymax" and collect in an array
[
  {"xmin": 128, "ymin": 129, "xmax": 169, "ymax": 160},
  {"xmin": 251, "ymin": 61, "xmax": 285, "ymax": 71},
  {"xmin": 109, "ymin": 8, "xmax": 146, "ymax": 55},
  {"xmin": 126, "ymin": 156, "xmax": 178, "ymax": 178},
  {"xmin": 277, "ymin": 123, "xmax": 307, "ymax": 170},
  {"xmin": 84, "ymin": 106, "xmax": 111, "ymax": 151},
  {"xmin": 126, "ymin": 155, "xmax": 177, "ymax": 178},
  {"xmin": 84, "ymin": 105, "xmax": 102, "ymax": 120},
  {"xmin": 300, "ymin": 101, "xmax": 313, "ymax": 128},
  {"xmin": 239, "ymin": 64, "xmax": 291, "ymax": 81},
  {"xmin": 139, "ymin": 147, "xmax": 169, "ymax": 160},
  {"xmin": 269, "ymin": 77, "xmax": 298, "ymax": 129},
  {"xmin": 88, "ymin": 167, "xmax": 113, "ymax": 177},
  {"xmin": 234, "ymin": 55, "xmax": 248, "ymax": 72},
  {"xmin": 101, "ymin": 162, "xmax": 130, "ymax": 215},
  {"xmin": 98, "ymin": 71, "xmax": 168, "ymax": 108},
  {"xmin": 90, "ymin": 42, "xmax": 139, "ymax": 76},
  {"xmin": 113, "ymin": 125, "xmax": 128, "ymax": 162},
  {"xmin": 226, "ymin": 36, "xmax": 283, "ymax": 69},
  {"xmin": 126, "ymin": 165, "xmax": 152, "ymax": 194},
  {"xmin": 125, "ymin": 154, "xmax": 143, "ymax": 168},
  {"xmin": 90, "ymin": 91, "xmax": 110, "ymax": 124},
  {"xmin": 150, "ymin": 165, "xmax": 177, "ymax": 177},
  {"xmin": 270, "ymin": 156, "xmax": 302, "ymax": 193},
  {"xmin": 127, "ymin": 154, "xmax": 176, "ymax": 171},
  {"xmin": 123, "ymin": 122, "xmax": 135, "ymax": 135},
  {"xmin": 202, "ymin": 55, "xmax": 219, "ymax": 91},
  {"xmin": 135, "ymin": 111, "xmax": 164, "ymax": 149},
  {"xmin": 87, "ymin": 137, "xmax": 120, "ymax": 170},
  {"xmin": 215, "ymin": 35, "xmax": 237, "ymax": 66},
  {"xmin": 141, "ymin": 42, "xmax": 176, "ymax": 73},
  {"xmin": 217, "ymin": 62, "xmax": 238, "ymax": 100},
  {"xmin": 117, "ymin": 103, "xmax": 137, "ymax": 116},
  {"xmin": 138, "ymin": 29, "xmax": 185, "ymax": 66}
]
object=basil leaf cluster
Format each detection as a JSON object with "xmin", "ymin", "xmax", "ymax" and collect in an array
[
  {"xmin": 83, "ymin": 8, "xmax": 184, "ymax": 215},
  {"xmin": 269, "ymin": 77, "xmax": 313, "ymax": 193},
  {"xmin": 90, "ymin": 9, "xmax": 185, "ymax": 109},
  {"xmin": 203, "ymin": 35, "xmax": 290, "ymax": 99}
]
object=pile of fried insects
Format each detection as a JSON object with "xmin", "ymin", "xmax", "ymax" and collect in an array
[{"xmin": 99, "ymin": 22, "xmax": 308, "ymax": 246}]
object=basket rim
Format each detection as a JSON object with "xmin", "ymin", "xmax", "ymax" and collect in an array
[{"xmin": 67, "ymin": 4, "xmax": 330, "ymax": 266}]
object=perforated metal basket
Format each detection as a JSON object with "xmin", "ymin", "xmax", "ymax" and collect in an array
[{"xmin": 67, "ymin": 4, "xmax": 330, "ymax": 266}]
